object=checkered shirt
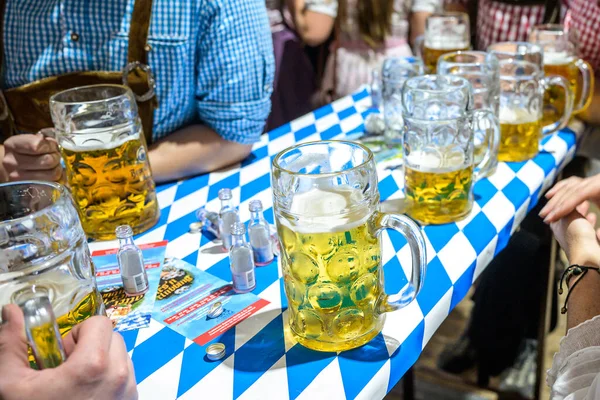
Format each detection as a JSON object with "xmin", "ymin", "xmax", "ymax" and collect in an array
[
  {"xmin": 445, "ymin": 0, "xmax": 546, "ymax": 50},
  {"xmin": 1, "ymin": 0, "xmax": 275, "ymax": 144},
  {"xmin": 563, "ymin": 0, "xmax": 600, "ymax": 77}
]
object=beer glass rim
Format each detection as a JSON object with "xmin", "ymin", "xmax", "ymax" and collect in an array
[
  {"xmin": 488, "ymin": 41, "xmax": 543, "ymax": 57},
  {"xmin": 272, "ymin": 140, "xmax": 374, "ymax": 177},
  {"xmin": 50, "ymin": 84, "xmax": 133, "ymax": 106},
  {"xmin": 404, "ymin": 74, "xmax": 471, "ymax": 93},
  {"xmin": 438, "ymin": 51, "xmax": 496, "ymax": 67},
  {"xmin": 0, "ymin": 181, "xmax": 70, "ymax": 283}
]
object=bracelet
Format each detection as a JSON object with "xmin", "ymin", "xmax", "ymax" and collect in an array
[{"xmin": 558, "ymin": 264, "xmax": 600, "ymax": 314}]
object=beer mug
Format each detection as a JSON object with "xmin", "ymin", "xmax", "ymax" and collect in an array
[
  {"xmin": 529, "ymin": 24, "xmax": 594, "ymax": 123},
  {"xmin": 382, "ymin": 57, "xmax": 424, "ymax": 145},
  {"xmin": 402, "ymin": 75, "xmax": 500, "ymax": 224},
  {"xmin": 0, "ymin": 181, "xmax": 105, "ymax": 366},
  {"xmin": 50, "ymin": 85, "xmax": 159, "ymax": 240},
  {"xmin": 497, "ymin": 60, "xmax": 574, "ymax": 162},
  {"xmin": 437, "ymin": 51, "xmax": 501, "ymax": 175},
  {"xmin": 272, "ymin": 140, "xmax": 427, "ymax": 352},
  {"xmin": 488, "ymin": 42, "xmax": 544, "ymax": 68},
  {"xmin": 416, "ymin": 12, "xmax": 470, "ymax": 73}
]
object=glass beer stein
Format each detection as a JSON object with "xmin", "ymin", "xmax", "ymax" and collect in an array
[
  {"xmin": 417, "ymin": 12, "xmax": 470, "ymax": 73},
  {"xmin": 497, "ymin": 60, "xmax": 573, "ymax": 162},
  {"xmin": 529, "ymin": 24, "xmax": 594, "ymax": 123},
  {"xmin": 437, "ymin": 51, "xmax": 501, "ymax": 176},
  {"xmin": 272, "ymin": 141, "xmax": 427, "ymax": 352},
  {"xmin": 0, "ymin": 182, "xmax": 105, "ymax": 366},
  {"xmin": 402, "ymin": 75, "xmax": 500, "ymax": 224},
  {"xmin": 50, "ymin": 85, "xmax": 159, "ymax": 240}
]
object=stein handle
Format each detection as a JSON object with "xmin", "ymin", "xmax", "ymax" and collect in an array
[
  {"xmin": 471, "ymin": 109, "xmax": 500, "ymax": 181},
  {"xmin": 541, "ymin": 75, "xmax": 574, "ymax": 135},
  {"xmin": 574, "ymin": 59, "xmax": 595, "ymax": 114},
  {"xmin": 15, "ymin": 288, "xmax": 66, "ymax": 369},
  {"xmin": 373, "ymin": 212, "xmax": 427, "ymax": 313}
]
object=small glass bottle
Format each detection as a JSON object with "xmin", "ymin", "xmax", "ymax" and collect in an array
[
  {"xmin": 218, "ymin": 188, "xmax": 239, "ymax": 251},
  {"xmin": 116, "ymin": 225, "xmax": 149, "ymax": 296},
  {"xmin": 371, "ymin": 69, "xmax": 381, "ymax": 109},
  {"xmin": 229, "ymin": 222, "xmax": 256, "ymax": 294},
  {"xmin": 248, "ymin": 200, "xmax": 274, "ymax": 266}
]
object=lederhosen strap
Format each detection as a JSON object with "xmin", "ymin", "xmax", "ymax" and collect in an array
[{"xmin": 0, "ymin": 0, "xmax": 156, "ymax": 144}]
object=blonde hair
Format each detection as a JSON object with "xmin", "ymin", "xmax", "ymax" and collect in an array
[{"xmin": 338, "ymin": 0, "xmax": 395, "ymax": 48}]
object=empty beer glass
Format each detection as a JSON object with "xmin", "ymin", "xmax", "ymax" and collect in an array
[
  {"xmin": 382, "ymin": 57, "xmax": 424, "ymax": 145},
  {"xmin": 497, "ymin": 60, "xmax": 573, "ymax": 162},
  {"xmin": 402, "ymin": 75, "xmax": 499, "ymax": 224},
  {"xmin": 529, "ymin": 24, "xmax": 594, "ymax": 123},
  {"xmin": 417, "ymin": 12, "xmax": 470, "ymax": 73},
  {"xmin": 50, "ymin": 85, "xmax": 159, "ymax": 240},
  {"xmin": 488, "ymin": 42, "xmax": 544, "ymax": 68},
  {"xmin": 0, "ymin": 181, "xmax": 105, "ymax": 366},
  {"xmin": 272, "ymin": 140, "xmax": 427, "ymax": 352},
  {"xmin": 437, "ymin": 51, "xmax": 501, "ymax": 175}
]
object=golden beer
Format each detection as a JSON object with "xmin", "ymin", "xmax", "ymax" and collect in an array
[
  {"xmin": 61, "ymin": 133, "xmax": 159, "ymax": 240},
  {"xmin": 278, "ymin": 188, "xmax": 384, "ymax": 352},
  {"xmin": 543, "ymin": 53, "xmax": 581, "ymax": 125},
  {"xmin": 405, "ymin": 165, "xmax": 474, "ymax": 225},
  {"xmin": 498, "ymin": 109, "xmax": 542, "ymax": 162},
  {"xmin": 423, "ymin": 44, "xmax": 469, "ymax": 74}
]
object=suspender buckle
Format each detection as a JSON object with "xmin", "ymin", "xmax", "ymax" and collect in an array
[
  {"xmin": 122, "ymin": 62, "xmax": 156, "ymax": 102},
  {"xmin": 0, "ymin": 90, "xmax": 10, "ymax": 121}
]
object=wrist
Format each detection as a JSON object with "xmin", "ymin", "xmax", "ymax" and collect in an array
[{"xmin": 568, "ymin": 252, "xmax": 600, "ymax": 269}]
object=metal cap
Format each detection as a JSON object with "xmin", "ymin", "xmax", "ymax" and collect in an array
[
  {"xmin": 218, "ymin": 188, "xmax": 232, "ymax": 200},
  {"xmin": 115, "ymin": 225, "xmax": 134, "ymax": 239},
  {"xmin": 248, "ymin": 200, "xmax": 263, "ymax": 213},
  {"xmin": 231, "ymin": 222, "xmax": 246, "ymax": 236},
  {"xmin": 207, "ymin": 301, "xmax": 224, "ymax": 319},
  {"xmin": 206, "ymin": 342, "xmax": 226, "ymax": 361}
]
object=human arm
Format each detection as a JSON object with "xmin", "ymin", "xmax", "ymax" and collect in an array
[
  {"xmin": 0, "ymin": 305, "xmax": 137, "ymax": 400},
  {"xmin": 444, "ymin": 0, "xmax": 468, "ymax": 13},
  {"xmin": 148, "ymin": 0, "xmax": 274, "ymax": 183},
  {"xmin": 287, "ymin": 0, "xmax": 336, "ymax": 47},
  {"xmin": 540, "ymin": 175, "xmax": 600, "ymax": 223},
  {"xmin": 410, "ymin": 0, "xmax": 443, "ymax": 49},
  {"xmin": 1, "ymin": 132, "xmax": 62, "ymax": 183}
]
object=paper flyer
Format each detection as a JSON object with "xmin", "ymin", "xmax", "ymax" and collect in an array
[
  {"xmin": 345, "ymin": 129, "xmax": 403, "ymax": 172},
  {"xmin": 153, "ymin": 257, "xmax": 269, "ymax": 346},
  {"xmin": 92, "ymin": 241, "xmax": 167, "ymax": 332}
]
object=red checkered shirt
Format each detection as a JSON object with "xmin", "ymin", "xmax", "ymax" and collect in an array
[
  {"xmin": 445, "ymin": 0, "xmax": 546, "ymax": 50},
  {"xmin": 563, "ymin": 0, "xmax": 600, "ymax": 77}
]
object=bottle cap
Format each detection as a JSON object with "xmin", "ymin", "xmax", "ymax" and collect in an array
[
  {"xmin": 206, "ymin": 343, "xmax": 226, "ymax": 361},
  {"xmin": 248, "ymin": 200, "xmax": 263, "ymax": 213},
  {"xmin": 189, "ymin": 222, "xmax": 203, "ymax": 234},
  {"xmin": 207, "ymin": 301, "xmax": 224, "ymax": 319},
  {"xmin": 218, "ymin": 188, "xmax": 232, "ymax": 200},
  {"xmin": 231, "ymin": 222, "xmax": 246, "ymax": 236},
  {"xmin": 115, "ymin": 225, "xmax": 134, "ymax": 239}
]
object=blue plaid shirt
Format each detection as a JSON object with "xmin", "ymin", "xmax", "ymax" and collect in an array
[{"xmin": 2, "ymin": 0, "xmax": 275, "ymax": 144}]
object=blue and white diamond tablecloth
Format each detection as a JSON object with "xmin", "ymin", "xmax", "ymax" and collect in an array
[{"xmin": 101, "ymin": 89, "xmax": 578, "ymax": 400}]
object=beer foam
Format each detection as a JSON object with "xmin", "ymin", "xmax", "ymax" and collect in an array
[
  {"xmin": 59, "ymin": 128, "xmax": 141, "ymax": 152},
  {"xmin": 424, "ymin": 38, "xmax": 469, "ymax": 50},
  {"xmin": 544, "ymin": 51, "xmax": 575, "ymax": 66},
  {"xmin": 285, "ymin": 187, "xmax": 371, "ymax": 233},
  {"xmin": 406, "ymin": 148, "xmax": 467, "ymax": 173},
  {"xmin": 499, "ymin": 108, "xmax": 539, "ymax": 124}
]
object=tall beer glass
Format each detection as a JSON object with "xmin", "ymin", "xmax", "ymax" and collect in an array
[
  {"xmin": 417, "ymin": 12, "xmax": 470, "ymax": 73},
  {"xmin": 438, "ymin": 51, "xmax": 501, "ymax": 176},
  {"xmin": 0, "ymin": 181, "xmax": 105, "ymax": 365},
  {"xmin": 382, "ymin": 57, "xmax": 424, "ymax": 145},
  {"xmin": 272, "ymin": 141, "xmax": 427, "ymax": 352},
  {"xmin": 402, "ymin": 75, "xmax": 499, "ymax": 224},
  {"xmin": 497, "ymin": 60, "xmax": 573, "ymax": 162},
  {"xmin": 529, "ymin": 24, "xmax": 594, "ymax": 124},
  {"xmin": 50, "ymin": 85, "xmax": 159, "ymax": 240}
]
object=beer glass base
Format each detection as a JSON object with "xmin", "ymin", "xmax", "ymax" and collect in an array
[{"xmin": 292, "ymin": 324, "xmax": 382, "ymax": 352}]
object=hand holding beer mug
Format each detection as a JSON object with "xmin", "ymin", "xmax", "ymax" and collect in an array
[
  {"xmin": 529, "ymin": 24, "xmax": 594, "ymax": 124},
  {"xmin": 0, "ymin": 181, "xmax": 105, "ymax": 367},
  {"xmin": 416, "ymin": 12, "xmax": 470, "ymax": 74},
  {"xmin": 50, "ymin": 85, "xmax": 159, "ymax": 240},
  {"xmin": 497, "ymin": 60, "xmax": 573, "ymax": 162},
  {"xmin": 437, "ymin": 51, "xmax": 501, "ymax": 176},
  {"xmin": 272, "ymin": 141, "xmax": 427, "ymax": 352},
  {"xmin": 402, "ymin": 75, "xmax": 500, "ymax": 224}
]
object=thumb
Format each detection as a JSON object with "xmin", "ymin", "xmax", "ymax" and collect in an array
[{"xmin": 0, "ymin": 304, "xmax": 31, "ymax": 370}]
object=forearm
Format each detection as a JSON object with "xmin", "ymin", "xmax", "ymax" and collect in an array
[
  {"xmin": 0, "ymin": 145, "xmax": 6, "ymax": 182},
  {"xmin": 410, "ymin": 12, "xmax": 430, "ymax": 46},
  {"xmin": 566, "ymin": 253, "xmax": 600, "ymax": 330},
  {"xmin": 148, "ymin": 125, "xmax": 252, "ymax": 183}
]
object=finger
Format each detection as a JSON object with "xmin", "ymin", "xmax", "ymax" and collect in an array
[
  {"xmin": 0, "ymin": 305, "xmax": 31, "ymax": 371},
  {"xmin": 596, "ymin": 228, "xmax": 600, "ymax": 242},
  {"xmin": 587, "ymin": 212, "xmax": 597, "ymax": 226},
  {"xmin": 107, "ymin": 333, "xmax": 137, "ymax": 398},
  {"xmin": 546, "ymin": 177, "xmax": 578, "ymax": 198},
  {"xmin": 63, "ymin": 316, "xmax": 114, "ymax": 380},
  {"xmin": 4, "ymin": 152, "xmax": 61, "ymax": 171},
  {"xmin": 7, "ymin": 165, "xmax": 63, "ymax": 182},
  {"xmin": 545, "ymin": 182, "xmax": 600, "ymax": 223},
  {"xmin": 540, "ymin": 181, "xmax": 580, "ymax": 217},
  {"xmin": 4, "ymin": 133, "xmax": 58, "ymax": 155},
  {"xmin": 576, "ymin": 201, "xmax": 591, "ymax": 217}
]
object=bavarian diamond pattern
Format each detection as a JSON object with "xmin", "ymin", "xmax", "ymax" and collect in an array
[{"xmin": 125, "ymin": 88, "xmax": 578, "ymax": 399}]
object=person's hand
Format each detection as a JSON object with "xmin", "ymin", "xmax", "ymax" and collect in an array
[
  {"xmin": 0, "ymin": 304, "xmax": 138, "ymax": 400},
  {"xmin": 2, "ymin": 130, "xmax": 63, "ymax": 182},
  {"xmin": 550, "ymin": 206, "xmax": 600, "ymax": 267},
  {"xmin": 539, "ymin": 175, "xmax": 600, "ymax": 223}
]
